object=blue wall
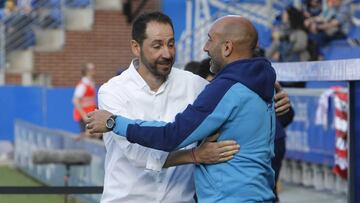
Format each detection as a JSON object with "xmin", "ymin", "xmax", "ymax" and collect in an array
[{"xmin": 0, "ymin": 85, "xmax": 80, "ymax": 142}]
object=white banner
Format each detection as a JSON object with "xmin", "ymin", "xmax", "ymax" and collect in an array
[{"xmin": 273, "ymin": 59, "xmax": 360, "ymax": 81}]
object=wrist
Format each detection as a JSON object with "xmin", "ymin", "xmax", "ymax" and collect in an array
[
  {"xmin": 191, "ymin": 148, "xmax": 199, "ymax": 165},
  {"xmin": 106, "ymin": 115, "xmax": 117, "ymax": 130}
]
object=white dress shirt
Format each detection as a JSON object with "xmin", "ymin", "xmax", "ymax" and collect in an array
[{"xmin": 99, "ymin": 59, "xmax": 208, "ymax": 203}]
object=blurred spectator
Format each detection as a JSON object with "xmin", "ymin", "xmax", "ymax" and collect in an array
[
  {"xmin": 72, "ymin": 63, "xmax": 98, "ymax": 140},
  {"xmin": 0, "ymin": 0, "xmax": 6, "ymax": 9},
  {"xmin": 266, "ymin": 6, "xmax": 310, "ymax": 62},
  {"xmin": 303, "ymin": 0, "xmax": 322, "ymax": 19},
  {"xmin": 273, "ymin": 82, "xmax": 295, "ymax": 202},
  {"xmin": 0, "ymin": 0, "xmax": 14, "ymax": 20},
  {"xmin": 199, "ymin": 58, "xmax": 214, "ymax": 81},
  {"xmin": 307, "ymin": 0, "xmax": 352, "ymax": 48},
  {"xmin": 184, "ymin": 60, "xmax": 201, "ymax": 75},
  {"xmin": 184, "ymin": 59, "xmax": 214, "ymax": 81},
  {"xmin": 17, "ymin": 0, "xmax": 31, "ymax": 8}
]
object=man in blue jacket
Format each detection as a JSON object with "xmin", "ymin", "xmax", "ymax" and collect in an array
[{"xmin": 87, "ymin": 16, "xmax": 276, "ymax": 202}]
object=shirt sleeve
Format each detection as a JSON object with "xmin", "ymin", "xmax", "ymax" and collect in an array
[
  {"xmin": 113, "ymin": 82, "xmax": 237, "ymax": 152},
  {"xmin": 98, "ymin": 86, "xmax": 169, "ymax": 171},
  {"xmin": 73, "ymin": 83, "xmax": 86, "ymax": 98}
]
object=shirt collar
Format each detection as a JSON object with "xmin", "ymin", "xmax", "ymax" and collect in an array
[
  {"xmin": 128, "ymin": 59, "xmax": 148, "ymax": 89},
  {"xmin": 128, "ymin": 58, "xmax": 170, "ymax": 95}
]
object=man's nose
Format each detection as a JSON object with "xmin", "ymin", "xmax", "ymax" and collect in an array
[
  {"xmin": 162, "ymin": 46, "xmax": 171, "ymax": 58},
  {"xmin": 203, "ymin": 42, "xmax": 208, "ymax": 52}
]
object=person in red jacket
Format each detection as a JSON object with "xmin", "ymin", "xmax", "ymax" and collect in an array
[{"xmin": 73, "ymin": 63, "xmax": 97, "ymax": 140}]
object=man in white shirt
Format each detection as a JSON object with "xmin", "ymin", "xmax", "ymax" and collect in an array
[{"xmin": 98, "ymin": 12, "xmax": 239, "ymax": 203}]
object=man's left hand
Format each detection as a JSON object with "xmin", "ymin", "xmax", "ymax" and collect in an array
[
  {"xmin": 274, "ymin": 82, "xmax": 291, "ymax": 116},
  {"xmin": 85, "ymin": 110, "xmax": 113, "ymax": 134}
]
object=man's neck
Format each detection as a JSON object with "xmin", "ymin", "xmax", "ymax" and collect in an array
[
  {"xmin": 137, "ymin": 65, "xmax": 166, "ymax": 92},
  {"xmin": 227, "ymin": 52, "xmax": 252, "ymax": 64}
]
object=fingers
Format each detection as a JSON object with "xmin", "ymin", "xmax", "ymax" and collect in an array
[
  {"xmin": 220, "ymin": 149, "xmax": 239, "ymax": 157},
  {"xmin": 274, "ymin": 81, "xmax": 282, "ymax": 93},
  {"xmin": 87, "ymin": 111, "xmax": 95, "ymax": 117},
  {"xmin": 275, "ymin": 89, "xmax": 291, "ymax": 116},
  {"xmin": 84, "ymin": 116, "xmax": 93, "ymax": 124},
  {"xmin": 216, "ymin": 140, "xmax": 238, "ymax": 148},
  {"xmin": 218, "ymin": 143, "xmax": 240, "ymax": 154},
  {"xmin": 274, "ymin": 91, "xmax": 288, "ymax": 104},
  {"xmin": 219, "ymin": 149, "xmax": 239, "ymax": 161},
  {"xmin": 217, "ymin": 149, "xmax": 239, "ymax": 162},
  {"xmin": 275, "ymin": 103, "xmax": 291, "ymax": 115}
]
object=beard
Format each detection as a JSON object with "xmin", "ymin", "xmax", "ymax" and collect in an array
[
  {"xmin": 140, "ymin": 50, "xmax": 174, "ymax": 80},
  {"xmin": 207, "ymin": 45, "xmax": 223, "ymax": 74},
  {"xmin": 209, "ymin": 59, "xmax": 222, "ymax": 74},
  {"xmin": 208, "ymin": 52, "xmax": 223, "ymax": 74}
]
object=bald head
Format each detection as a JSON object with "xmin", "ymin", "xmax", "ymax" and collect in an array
[
  {"xmin": 214, "ymin": 15, "xmax": 258, "ymax": 53},
  {"xmin": 203, "ymin": 15, "xmax": 258, "ymax": 73}
]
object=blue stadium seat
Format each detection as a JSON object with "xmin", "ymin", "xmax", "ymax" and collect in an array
[
  {"xmin": 322, "ymin": 45, "xmax": 360, "ymax": 60},
  {"xmin": 47, "ymin": 8, "xmax": 63, "ymax": 28},
  {"xmin": 253, "ymin": 23, "xmax": 272, "ymax": 48},
  {"xmin": 31, "ymin": 0, "xmax": 61, "ymax": 9},
  {"xmin": 34, "ymin": 8, "xmax": 63, "ymax": 28},
  {"xmin": 65, "ymin": 0, "xmax": 91, "ymax": 8},
  {"xmin": 238, "ymin": 0, "xmax": 266, "ymax": 4},
  {"xmin": 348, "ymin": 25, "xmax": 360, "ymax": 39}
]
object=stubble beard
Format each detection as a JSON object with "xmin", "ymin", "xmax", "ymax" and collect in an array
[{"xmin": 140, "ymin": 51, "xmax": 172, "ymax": 82}]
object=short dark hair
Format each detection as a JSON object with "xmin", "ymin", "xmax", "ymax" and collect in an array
[{"xmin": 132, "ymin": 11, "xmax": 174, "ymax": 45}]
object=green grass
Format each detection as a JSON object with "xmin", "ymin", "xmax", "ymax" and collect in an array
[{"xmin": 0, "ymin": 166, "xmax": 65, "ymax": 203}]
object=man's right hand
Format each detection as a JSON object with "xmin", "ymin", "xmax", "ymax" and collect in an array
[{"xmin": 194, "ymin": 132, "xmax": 240, "ymax": 164}]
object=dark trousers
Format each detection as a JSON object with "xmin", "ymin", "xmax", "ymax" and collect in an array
[{"xmin": 271, "ymin": 137, "xmax": 286, "ymax": 202}]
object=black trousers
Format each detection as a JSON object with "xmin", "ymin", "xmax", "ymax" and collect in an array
[{"xmin": 271, "ymin": 137, "xmax": 286, "ymax": 201}]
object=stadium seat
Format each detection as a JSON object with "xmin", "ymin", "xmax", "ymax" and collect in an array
[
  {"xmin": 348, "ymin": 25, "xmax": 360, "ymax": 39},
  {"xmin": 65, "ymin": 0, "xmax": 91, "ymax": 8},
  {"xmin": 31, "ymin": 0, "xmax": 61, "ymax": 9},
  {"xmin": 322, "ymin": 45, "xmax": 360, "ymax": 60}
]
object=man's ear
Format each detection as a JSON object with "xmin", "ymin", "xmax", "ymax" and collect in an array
[
  {"xmin": 223, "ymin": 40, "xmax": 233, "ymax": 57},
  {"xmin": 131, "ymin": 40, "xmax": 141, "ymax": 57}
]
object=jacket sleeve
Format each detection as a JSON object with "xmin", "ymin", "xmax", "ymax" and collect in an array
[
  {"xmin": 99, "ymin": 86, "xmax": 169, "ymax": 171},
  {"xmin": 277, "ymin": 106, "xmax": 295, "ymax": 128},
  {"xmin": 113, "ymin": 82, "xmax": 237, "ymax": 152}
]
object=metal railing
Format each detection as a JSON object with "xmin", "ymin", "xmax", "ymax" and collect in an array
[{"xmin": 10, "ymin": 120, "xmax": 105, "ymax": 203}]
